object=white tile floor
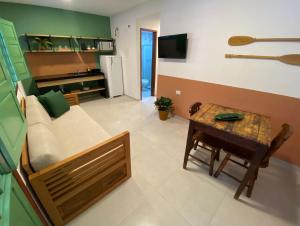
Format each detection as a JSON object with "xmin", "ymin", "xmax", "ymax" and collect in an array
[{"xmin": 67, "ymin": 96, "xmax": 300, "ymax": 226}]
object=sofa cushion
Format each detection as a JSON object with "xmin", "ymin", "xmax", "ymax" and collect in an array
[
  {"xmin": 26, "ymin": 95, "xmax": 42, "ymax": 107},
  {"xmin": 39, "ymin": 91, "xmax": 70, "ymax": 118},
  {"xmin": 38, "ymin": 90, "xmax": 55, "ymax": 113},
  {"xmin": 25, "ymin": 95, "xmax": 52, "ymax": 128},
  {"xmin": 28, "ymin": 123, "xmax": 64, "ymax": 171},
  {"xmin": 52, "ymin": 105, "xmax": 110, "ymax": 160}
]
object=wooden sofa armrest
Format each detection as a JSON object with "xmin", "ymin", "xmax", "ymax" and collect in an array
[
  {"xmin": 63, "ymin": 93, "xmax": 79, "ymax": 105},
  {"xmin": 27, "ymin": 131, "xmax": 131, "ymax": 226}
]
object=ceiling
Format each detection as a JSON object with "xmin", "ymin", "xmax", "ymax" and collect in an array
[{"xmin": 2, "ymin": 0, "xmax": 150, "ymax": 16}]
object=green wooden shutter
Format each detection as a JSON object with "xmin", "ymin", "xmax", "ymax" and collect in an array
[
  {"xmin": 0, "ymin": 174, "xmax": 10, "ymax": 225},
  {"xmin": 0, "ymin": 18, "xmax": 30, "ymax": 81},
  {"xmin": 0, "ymin": 32, "xmax": 27, "ymax": 173},
  {"xmin": 0, "ymin": 173, "xmax": 43, "ymax": 226}
]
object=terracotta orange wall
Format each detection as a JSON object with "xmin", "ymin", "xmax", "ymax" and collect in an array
[
  {"xmin": 157, "ymin": 75, "xmax": 300, "ymax": 167},
  {"xmin": 25, "ymin": 52, "xmax": 97, "ymax": 79}
]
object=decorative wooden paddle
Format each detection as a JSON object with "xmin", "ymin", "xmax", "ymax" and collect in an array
[
  {"xmin": 225, "ymin": 54, "xmax": 300, "ymax": 66},
  {"xmin": 228, "ymin": 36, "xmax": 300, "ymax": 46}
]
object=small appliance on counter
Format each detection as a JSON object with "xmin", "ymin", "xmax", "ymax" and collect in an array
[{"xmin": 99, "ymin": 41, "xmax": 114, "ymax": 51}]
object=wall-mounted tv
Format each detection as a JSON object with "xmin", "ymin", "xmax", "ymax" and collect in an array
[{"xmin": 158, "ymin": 33, "xmax": 187, "ymax": 59}]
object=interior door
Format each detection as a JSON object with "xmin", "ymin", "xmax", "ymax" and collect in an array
[
  {"xmin": 140, "ymin": 29, "xmax": 157, "ymax": 99},
  {"xmin": 0, "ymin": 32, "xmax": 27, "ymax": 173},
  {"xmin": 0, "ymin": 18, "xmax": 30, "ymax": 81}
]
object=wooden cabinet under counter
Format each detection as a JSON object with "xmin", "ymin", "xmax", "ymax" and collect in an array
[
  {"xmin": 36, "ymin": 75, "xmax": 105, "ymax": 88},
  {"xmin": 35, "ymin": 73, "xmax": 107, "ymax": 97}
]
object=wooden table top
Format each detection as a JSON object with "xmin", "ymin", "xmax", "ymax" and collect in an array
[{"xmin": 190, "ymin": 103, "xmax": 272, "ymax": 146}]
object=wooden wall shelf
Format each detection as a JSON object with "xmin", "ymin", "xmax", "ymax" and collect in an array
[
  {"xmin": 36, "ymin": 75, "xmax": 105, "ymax": 88},
  {"xmin": 23, "ymin": 33, "xmax": 110, "ymax": 97},
  {"xmin": 22, "ymin": 33, "xmax": 113, "ymax": 41},
  {"xmin": 25, "ymin": 50, "xmax": 113, "ymax": 53},
  {"xmin": 22, "ymin": 33, "xmax": 115, "ymax": 53}
]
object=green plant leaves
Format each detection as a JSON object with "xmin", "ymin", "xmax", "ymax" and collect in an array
[
  {"xmin": 32, "ymin": 37, "xmax": 53, "ymax": 49},
  {"xmin": 154, "ymin": 96, "xmax": 173, "ymax": 111}
]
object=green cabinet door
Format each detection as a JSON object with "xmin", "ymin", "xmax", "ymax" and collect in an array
[
  {"xmin": 0, "ymin": 173, "xmax": 43, "ymax": 226},
  {"xmin": 0, "ymin": 31, "xmax": 27, "ymax": 173},
  {"xmin": 0, "ymin": 18, "xmax": 30, "ymax": 81}
]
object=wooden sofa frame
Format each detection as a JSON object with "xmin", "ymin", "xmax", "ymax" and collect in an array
[{"xmin": 21, "ymin": 94, "xmax": 131, "ymax": 226}]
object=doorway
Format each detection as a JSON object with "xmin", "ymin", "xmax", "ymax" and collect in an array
[{"xmin": 140, "ymin": 28, "xmax": 157, "ymax": 99}]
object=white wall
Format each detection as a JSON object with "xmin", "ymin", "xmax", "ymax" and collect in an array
[
  {"xmin": 110, "ymin": 0, "xmax": 160, "ymax": 99},
  {"xmin": 158, "ymin": 0, "xmax": 300, "ymax": 98}
]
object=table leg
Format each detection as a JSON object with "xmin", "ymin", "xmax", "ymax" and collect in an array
[
  {"xmin": 183, "ymin": 121, "xmax": 195, "ymax": 169},
  {"xmin": 234, "ymin": 150, "xmax": 265, "ymax": 199}
]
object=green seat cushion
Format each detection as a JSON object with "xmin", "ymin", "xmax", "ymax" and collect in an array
[
  {"xmin": 38, "ymin": 91, "xmax": 70, "ymax": 118},
  {"xmin": 215, "ymin": 113, "xmax": 244, "ymax": 121}
]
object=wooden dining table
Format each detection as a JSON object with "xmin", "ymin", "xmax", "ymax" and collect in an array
[{"xmin": 183, "ymin": 103, "xmax": 272, "ymax": 199}]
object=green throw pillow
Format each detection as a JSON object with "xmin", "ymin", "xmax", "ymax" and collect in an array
[
  {"xmin": 39, "ymin": 91, "xmax": 70, "ymax": 118},
  {"xmin": 38, "ymin": 90, "xmax": 55, "ymax": 113}
]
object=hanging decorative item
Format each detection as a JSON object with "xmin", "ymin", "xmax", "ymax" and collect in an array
[
  {"xmin": 225, "ymin": 54, "xmax": 300, "ymax": 66},
  {"xmin": 228, "ymin": 36, "xmax": 300, "ymax": 46}
]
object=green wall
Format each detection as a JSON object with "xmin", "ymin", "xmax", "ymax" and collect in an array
[
  {"xmin": 0, "ymin": 2, "xmax": 112, "ymax": 70},
  {"xmin": 0, "ymin": 2, "xmax": 111, "ymax": 38}
]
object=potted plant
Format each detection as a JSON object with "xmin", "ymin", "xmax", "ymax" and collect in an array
[
  {"xmin": 154, "ymin": 96, "xmax": 173, "ymax": 121},
  {"xmin": 33, "ymin": 37, "xmax": 54, "ymax": 51}
]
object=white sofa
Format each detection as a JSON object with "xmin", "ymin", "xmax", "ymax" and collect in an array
[
  {"xmin": 26, "ymin": 95, "xmax": 110, "ymax": 171},
  {"xmin": 22, "ymin": 94, "xmax": 131, "ymax": 226}
]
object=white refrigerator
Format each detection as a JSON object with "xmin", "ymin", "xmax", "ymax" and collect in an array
[{"xmin": 100, "ymin": 55, "xmax": 124, "ymax": 98}]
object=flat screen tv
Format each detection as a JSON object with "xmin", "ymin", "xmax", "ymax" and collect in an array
[{"xmin": 158, "ymin": 33, "xmax": 187, "ymax": 59}]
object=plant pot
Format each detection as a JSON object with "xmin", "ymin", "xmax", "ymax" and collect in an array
[{"xmin": 159, "ymin": 110, "xmax": 168, "ymax": 121}]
